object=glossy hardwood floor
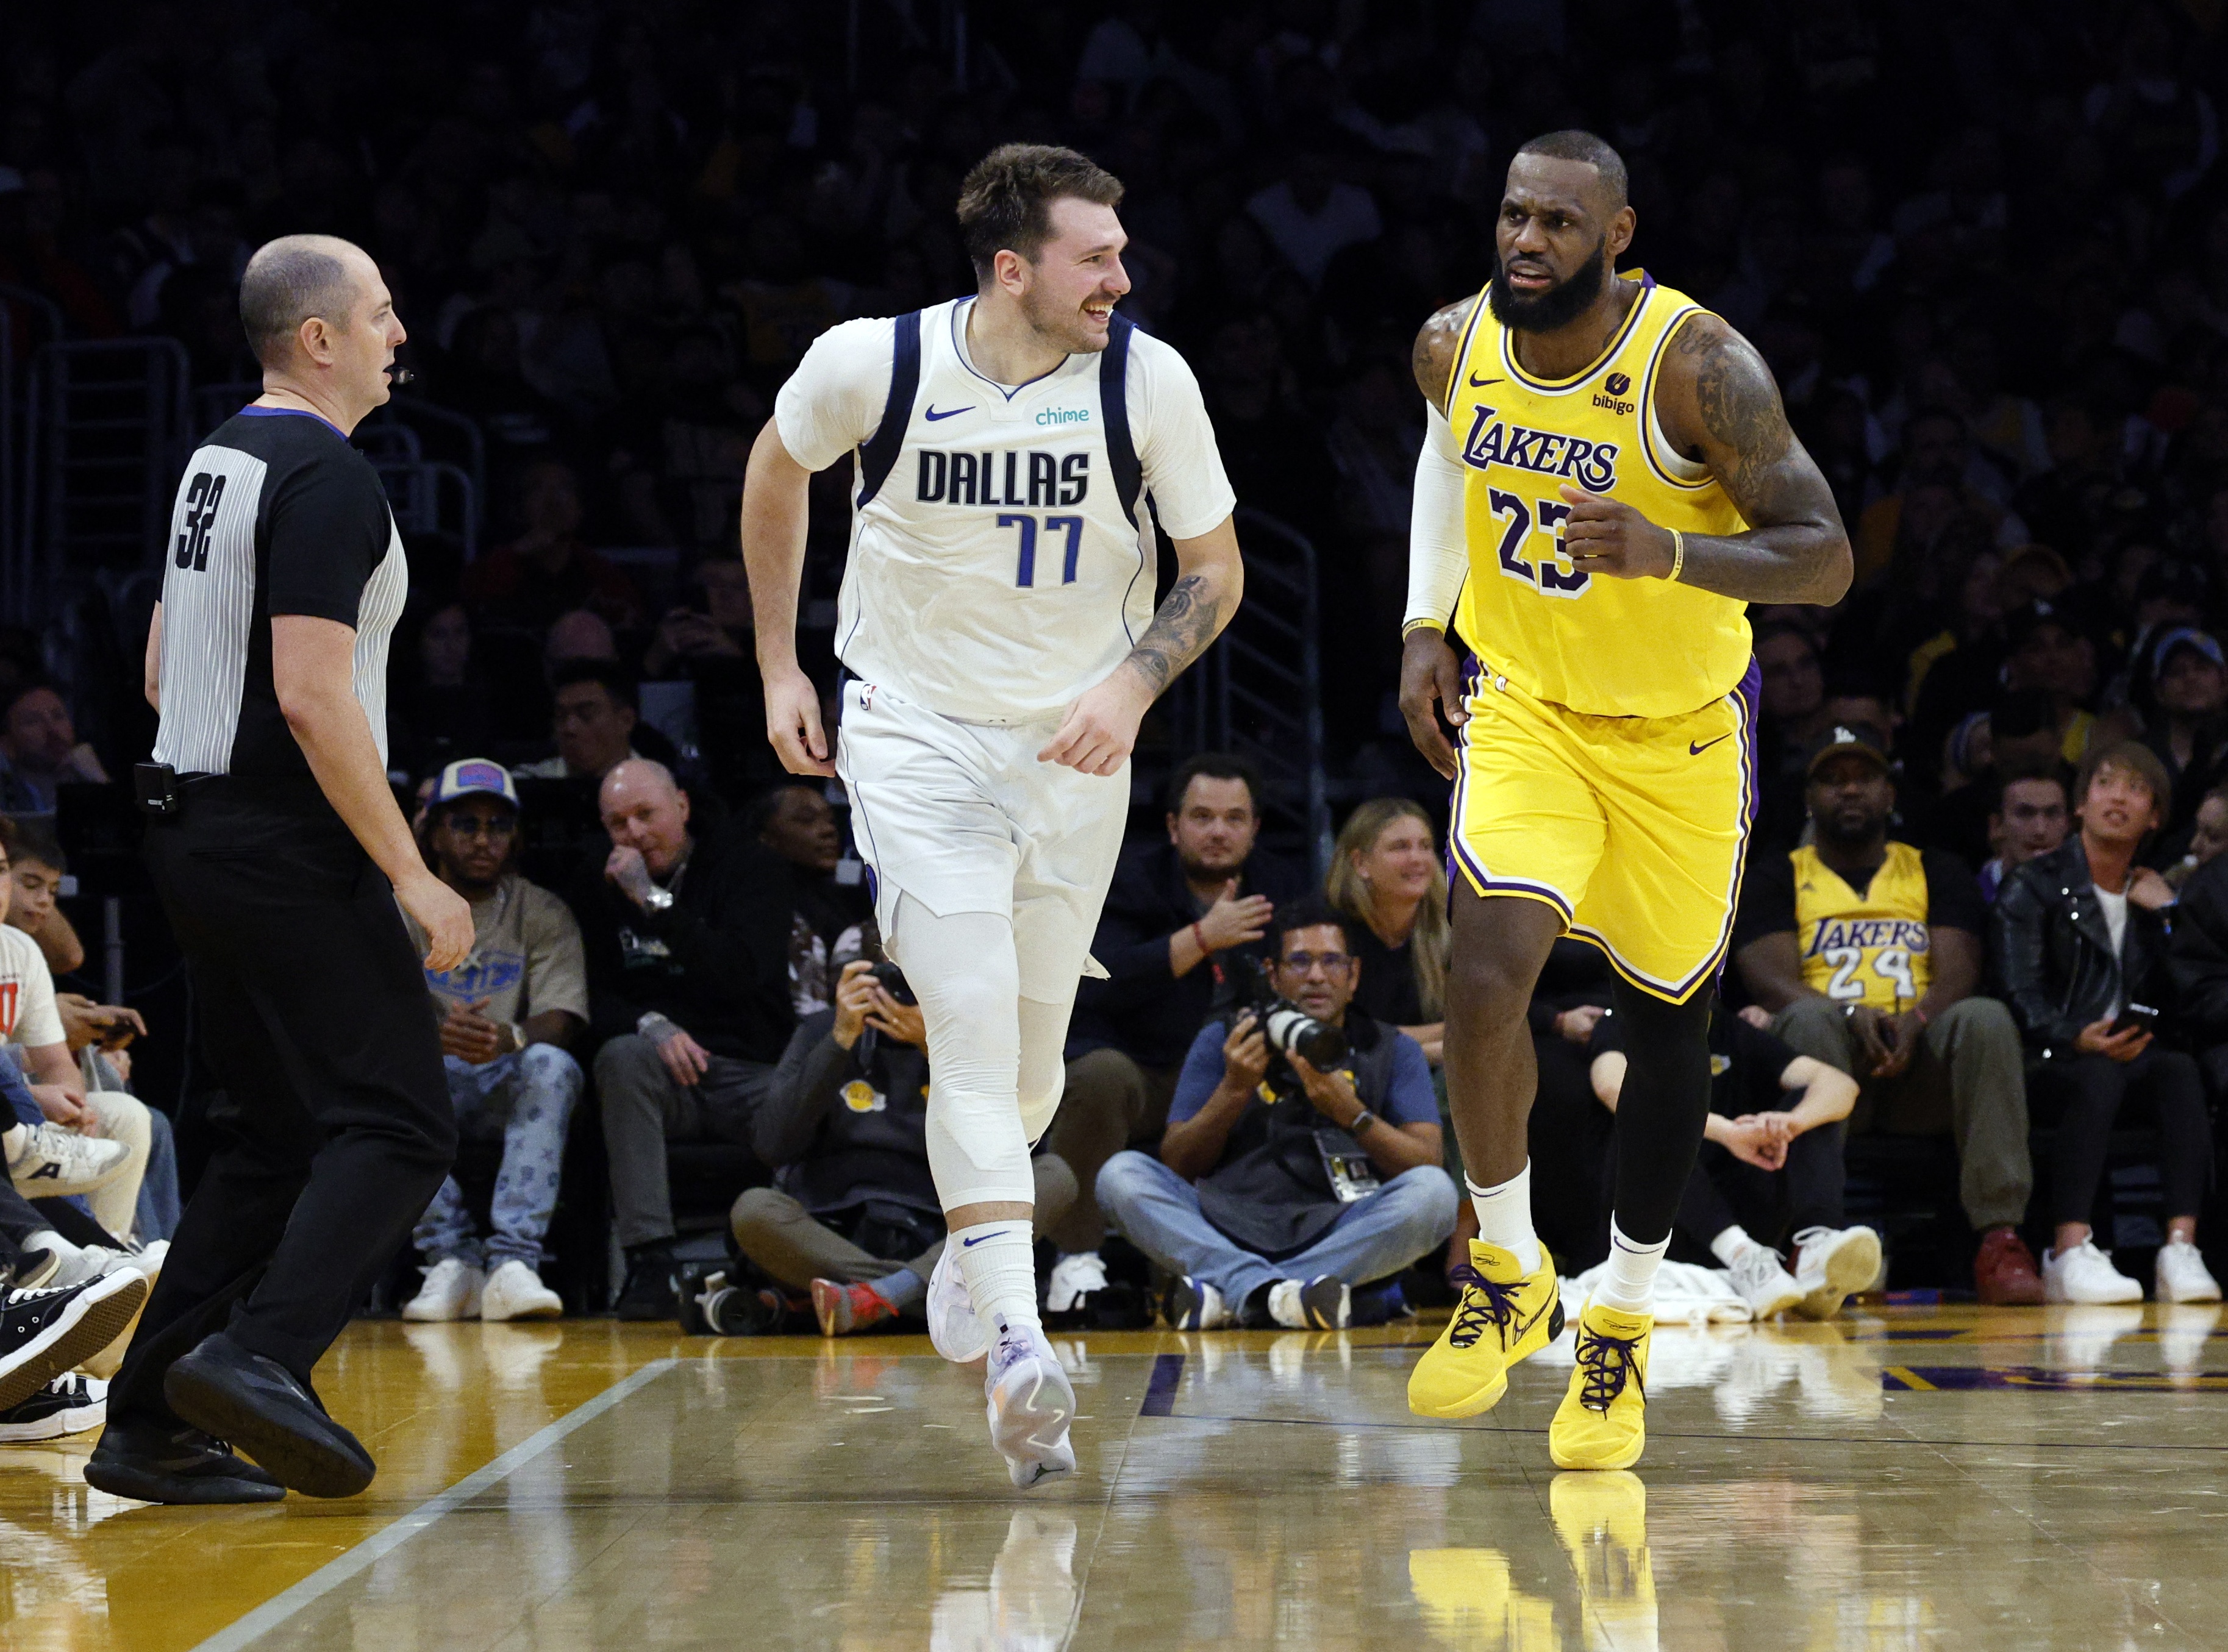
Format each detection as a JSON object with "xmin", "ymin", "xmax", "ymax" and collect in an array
[{"xmin": 3, "ymin": 1301, "xmax": 2224, "ymax": 1650}]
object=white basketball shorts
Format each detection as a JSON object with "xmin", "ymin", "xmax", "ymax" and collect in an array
[{"xmin": 836, "ymin": 677, "xmax": 1127, "ymax": 1002}]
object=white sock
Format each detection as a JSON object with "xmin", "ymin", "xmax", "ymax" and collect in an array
[
  {"xmin": 1466, "ymin": 1165, "xmax": 1543, "ymax": 1275},
  {"xmin": 1709, "ymin": 1224, "xmax": 1762, "ymax": 1267},
  {"xmin": 950, "ymin": 1220, "xmax": 1041, "ymax": 1334},
  {"xmin": 1595, "ymin": 1218, "xmax": 1669, "ymax": 1313}
]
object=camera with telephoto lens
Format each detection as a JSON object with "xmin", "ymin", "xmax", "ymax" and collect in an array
[
  {"xmin": 867, "ymin": 960, "xmax": 917, "ymax": 1005},
  {"xmin": 1238, "ymin": 955, "xmax": 1349, "ymax": 1069}
]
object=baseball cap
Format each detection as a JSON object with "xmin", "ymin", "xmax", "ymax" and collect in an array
[
  {"xmin": 430, "ymin": 758, "xmax": 520, "ymax": 810},
  {"xmin": 2151, "ymin": 625, "xmax": 2226, "ymax": 678},
  {"xmin": 1804, "ymin": 722, "xmax": 1893, "ymax": 778},
  {"xmin": 2004, "ymin": 597, "xmax": 2080, "ymax": 652}
]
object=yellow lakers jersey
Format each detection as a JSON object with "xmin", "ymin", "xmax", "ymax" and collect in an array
[
  {"xmin": 1447, "ymin": 272, "xmax": 1751, "ymax": 717},
  {"xmin": 1792, "ymin": 842, "xmax": 1934, "ymax": 1011}
]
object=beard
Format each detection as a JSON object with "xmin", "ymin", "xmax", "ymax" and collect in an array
[
  {"xmin": 1487, "ymin": 235, "xmax": 1611, "ymax": 333},
  {"xmin": 1019, "ymin": 280, "xmax": 1108, "ymax": 355},
  {"xmin": 1813, "ymin": 805, "xmax": 1886, "ymax": 852}
]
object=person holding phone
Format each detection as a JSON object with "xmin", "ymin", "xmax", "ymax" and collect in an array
[{"xmin": 1996, "ymin": 740, "xmax": 2219, "ymax": 1305}]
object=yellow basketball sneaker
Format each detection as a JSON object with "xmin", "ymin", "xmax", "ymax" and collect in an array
[
  {"xmin": 1407, "ymin": 1241, "xmax": 1563, "ymax": 1419},
  {"xmin": 1549, "ymin": 1302, "xmax": 1652, "ymax": 1469}
]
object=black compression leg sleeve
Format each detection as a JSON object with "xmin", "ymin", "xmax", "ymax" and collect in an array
[{"xmin": 1607, "ymin": 978, "xmax": 1716, "ymax": 1247}]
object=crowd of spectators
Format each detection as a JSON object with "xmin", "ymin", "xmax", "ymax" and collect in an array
[{"xmin": 2, "ymin": 0, "xmax": 2228, "ymax": 1333}]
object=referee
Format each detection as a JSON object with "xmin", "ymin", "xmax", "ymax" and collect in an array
[{"xmin": 84, "ymin": 235, "xmax": 473, "ymax": 1505}]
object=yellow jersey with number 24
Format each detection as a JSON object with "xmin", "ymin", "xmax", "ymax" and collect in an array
[{"xmin": 1448, "ymin": 271, "xmax": 1751, "ymax": 719}]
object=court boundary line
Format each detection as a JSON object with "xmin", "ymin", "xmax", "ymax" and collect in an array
[{"xmin": 187, "ymin": 1356, "xmax": 679, "ymax": 1652}]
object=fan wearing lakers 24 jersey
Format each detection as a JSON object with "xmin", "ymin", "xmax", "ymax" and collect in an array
[
  {"xmin": 743, "ymin": 146, "xmax": 1240, "ymax": 1492},
  {"xmin": 1399, "ymin": 132, "xmax": 1852, "ymax": 1470}
]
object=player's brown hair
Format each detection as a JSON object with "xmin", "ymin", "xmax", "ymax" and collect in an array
[{"xmin": 955, "ymin": 144, "xmax": 1124, "ymax": 282}]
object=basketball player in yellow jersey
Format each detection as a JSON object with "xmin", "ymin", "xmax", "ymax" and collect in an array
[{"xmin": 1399, "ymin": 132, "xmax": 1851, "ymax": 1470}]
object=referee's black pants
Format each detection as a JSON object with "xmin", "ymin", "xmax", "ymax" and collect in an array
[{"xmin": 110, "ymin": 780, "xmax": 454, "ymax": 1422}]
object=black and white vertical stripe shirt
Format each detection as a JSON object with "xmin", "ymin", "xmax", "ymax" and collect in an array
[{"xmin": 152, "ymin": 406, "xmax": 407, "ymax": 780}]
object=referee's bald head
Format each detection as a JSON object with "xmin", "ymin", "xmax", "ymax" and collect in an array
[{"xmin": 238, "ymin": 234, "xmax": 377, "ymax": 366}]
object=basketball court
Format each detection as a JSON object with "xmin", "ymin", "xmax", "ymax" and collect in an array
[{"xmin": 4, "ymin": 1304, "xmax": 2221, "ymax": 1648}]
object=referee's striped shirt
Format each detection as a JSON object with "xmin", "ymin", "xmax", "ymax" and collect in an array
[{"xmin": 154, "ymin": 406, "xmax": 406, "ymax": 780}]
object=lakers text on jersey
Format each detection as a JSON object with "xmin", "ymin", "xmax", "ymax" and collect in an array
[
  {"xmin": 1448, "ymin": 271, "xmax": 1749, "ymax": 721},
  {"xmin": 1791, "ymin": 842, "xmax": 1934, "ymax": 1011},
  {"xmin": 1442, "ymin": 274, "xmax": 1760, "ymax": 1003}
]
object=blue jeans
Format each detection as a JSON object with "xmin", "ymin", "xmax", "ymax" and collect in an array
[
  {"xmin": 1096, "ymin": 1151, "xmax": 1459, "ymax": 1308},
  {"xmin": 413, "ymin": 1045, "xmax": 583, "ymax": 1270}
]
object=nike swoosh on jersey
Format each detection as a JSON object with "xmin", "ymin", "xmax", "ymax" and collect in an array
[
  {"xmin": 924, "ymin": 405, "xmax": 973, "ymax": 421},
  {"xmin": 1689, "ymin": 733, "xmax": 1734, "ymax": 755},
  {"xmin": 1467, "ymin": 374, "xmax": 1502, "ymax": 387}
]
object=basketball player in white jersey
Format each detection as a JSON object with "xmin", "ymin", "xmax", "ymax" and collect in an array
[{"xmin": 741, "ymin": 145, "xmax": 1243, "ymax": 1487}]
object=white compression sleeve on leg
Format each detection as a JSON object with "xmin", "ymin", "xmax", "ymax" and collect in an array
[
  {"xmin": 1404, "ymin": 402, "xmax": 1469, "ymax": 635},
  {"xmin": 1016, "ymin": 992, "xmax": 1076, "ymax": 1148},
  {"xmin": 893, "ymin": 894, "xmax": 1037, "ymax": 1210}
]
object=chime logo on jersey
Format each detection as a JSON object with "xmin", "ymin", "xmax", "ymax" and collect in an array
[
  {"xmin": 1802, "ymin": 917, "xmax": 1932, "ymax": 958},
  {"xmin": 1458, "ymin": 404, "xmax": 1619, "ymax": 491},
  {"xmin": 914, "ymin": 449, "xmax": 1091, "ymax": 507}
]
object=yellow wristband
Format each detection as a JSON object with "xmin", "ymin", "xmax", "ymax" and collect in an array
[
  {"xmin": 1668, "ymin": 529, "xmax": 1686, "ymax": 583},
  {"xmin": 1402, "ymin": 619, "xmax": 1448, "ymax": 639}
]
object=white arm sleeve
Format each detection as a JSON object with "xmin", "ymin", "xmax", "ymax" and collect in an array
[{"xmin": 1404, "ymin": 404, "xmax": 1468, "ymax": 633}]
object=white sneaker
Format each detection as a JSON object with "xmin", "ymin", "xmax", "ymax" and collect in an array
[
  {"xmin": 2155, "ymin": 1241, "xmax": 2222, "ymax": 1304},
  {"xmin": 6, "ymin": 1124, "xmax": 128, "ymax": 1196},
  {"xmin": 2041, "ymin": 1239, "xmax": 2143, "ymax": 1304},
  {"xmin": 1724, "ymin": 1243, "xmax": 1804, "ymax": 1319},
  {"xmin": 1790, "ymin": 1225, "xmax": 1882, "ymax": 1320},
  {"xmin": 927, "ymin": 1242, "xmax": 989, "ymax": 1363},
  {"xmin": 401, "ymin": 1258, "xmax": 485, "ymax": 1322},
  {"xmin": 480, "ymin": 1259, "xmax": 563, "ymax": 1321},
  {"xmin": 1044, "ymin": 1251, "xmax": 1108, "ymax": 1314},
  {"xmin": 983, "ymin": 1317, "xmax": 1076, "ymax": 1490}
]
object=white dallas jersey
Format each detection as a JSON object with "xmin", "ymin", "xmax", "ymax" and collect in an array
[{"xmin": 775, "ymin": 297, "xmax": 1235, "ymax": 724}]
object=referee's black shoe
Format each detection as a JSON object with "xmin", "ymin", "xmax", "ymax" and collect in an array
[
  {"xmin": 84, "ymin": 1413, "xmax": 285, "ymax": 1504},
  {"xmin": 163, "ymin": 1332, "xmax": 375, "ymax": 1498}
]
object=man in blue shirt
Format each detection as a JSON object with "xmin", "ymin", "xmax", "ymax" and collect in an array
[{"xmin": 1096, "ymin": 898, "xmax": 1455, "ymax": 1329}]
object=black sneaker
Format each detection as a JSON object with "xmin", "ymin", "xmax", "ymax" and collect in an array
[
  {"xmin": 84, "ymin": 1412, "xmax": 285, "ymax": 1504},
  {"xmin": 163, "ymin": 1332, "xmax": 375, "ymax": 1498},
  {"xmin": 0, "ymin": 1270, "xmax": 149, "ymax": 1411},
  {"xmin": 0, "ymin": 1373, "xmax": 104, "ymax": 1442},
  {"xmin": 674, "ymin": 1264, "xmax": 790, "ymax": 1336},
  {"xmin": 615, "ymin": 1247, "xmax": 679, "ymax": 1321}
]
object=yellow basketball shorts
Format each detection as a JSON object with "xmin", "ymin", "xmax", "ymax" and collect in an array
[{"xmin": 1448, "ymin": 657, "xmax": 1760, "ymax": 1004}]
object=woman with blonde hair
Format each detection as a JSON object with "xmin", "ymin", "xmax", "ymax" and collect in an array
[{"xmin": 1327, "ymin": 799, "xmax": 1449, "ymax": 1062}]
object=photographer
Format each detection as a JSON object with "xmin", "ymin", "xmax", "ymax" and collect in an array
[
  {"xmin": 1997, "ymin": 741, "xmax": 2218, "ymax": 1305},
  {"xmin": 1096, "ymin": 899, "xmax": 1455, "ymax": 1331},
  {"xmin": 721, "ymin": 956, "xmax": 1076, "ymax": 1337}
]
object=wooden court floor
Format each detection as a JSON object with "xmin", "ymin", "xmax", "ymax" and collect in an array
[{"xmin": 2, "ymin": 1302, "xmax": 2225, "ymax": 1650}]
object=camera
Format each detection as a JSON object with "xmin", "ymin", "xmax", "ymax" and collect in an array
[
  {"xmin": 868, "ymin": 960, "xmax": 917, "ymax": 1005},
  {"xmin": 1238, "ymin": 955, "xmax": 1348, "ymax": 1067}
]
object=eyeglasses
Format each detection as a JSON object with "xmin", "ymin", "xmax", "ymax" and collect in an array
[
  {"xmin": 1275, "ymin": 951, "xmax": 1352, "ymax": 975},
  {"xmin": 447, "ymin": 816, "xmax": 516, "ymax": 840}
]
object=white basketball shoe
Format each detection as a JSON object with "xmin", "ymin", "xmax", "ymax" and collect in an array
[
  {"xmin": 984, "ymin": 1316, "xmax": 1076, "ymax": 1491},
  {"xmin": 927, "ymin": 1242, "xmax": 990, "ymax": 1363}
]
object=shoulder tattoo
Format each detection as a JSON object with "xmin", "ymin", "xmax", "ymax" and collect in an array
[
  {"xmin": 1675, "ymin": 315, "xmax": 1793, "ymax": 497},
  {"xmin": 1412, "ymin": 298, "xmax": 1476, "ymax": 414}
]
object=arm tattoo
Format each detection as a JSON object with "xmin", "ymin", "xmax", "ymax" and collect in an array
[
  {"xmin": 1686, "ymin": 321, "xmax": 1794, "ymax": 511},
  {"xmin": 1125, "ymin": 574, "xmax": 1223, "ymax": 695},
  {"xmin": 1657, "ymin": 315, "xmax": 1852, "ymax": 605},
  {"xmin": 1412, "ymin": 297, "xmax": 1476, "ymax": 415}
]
